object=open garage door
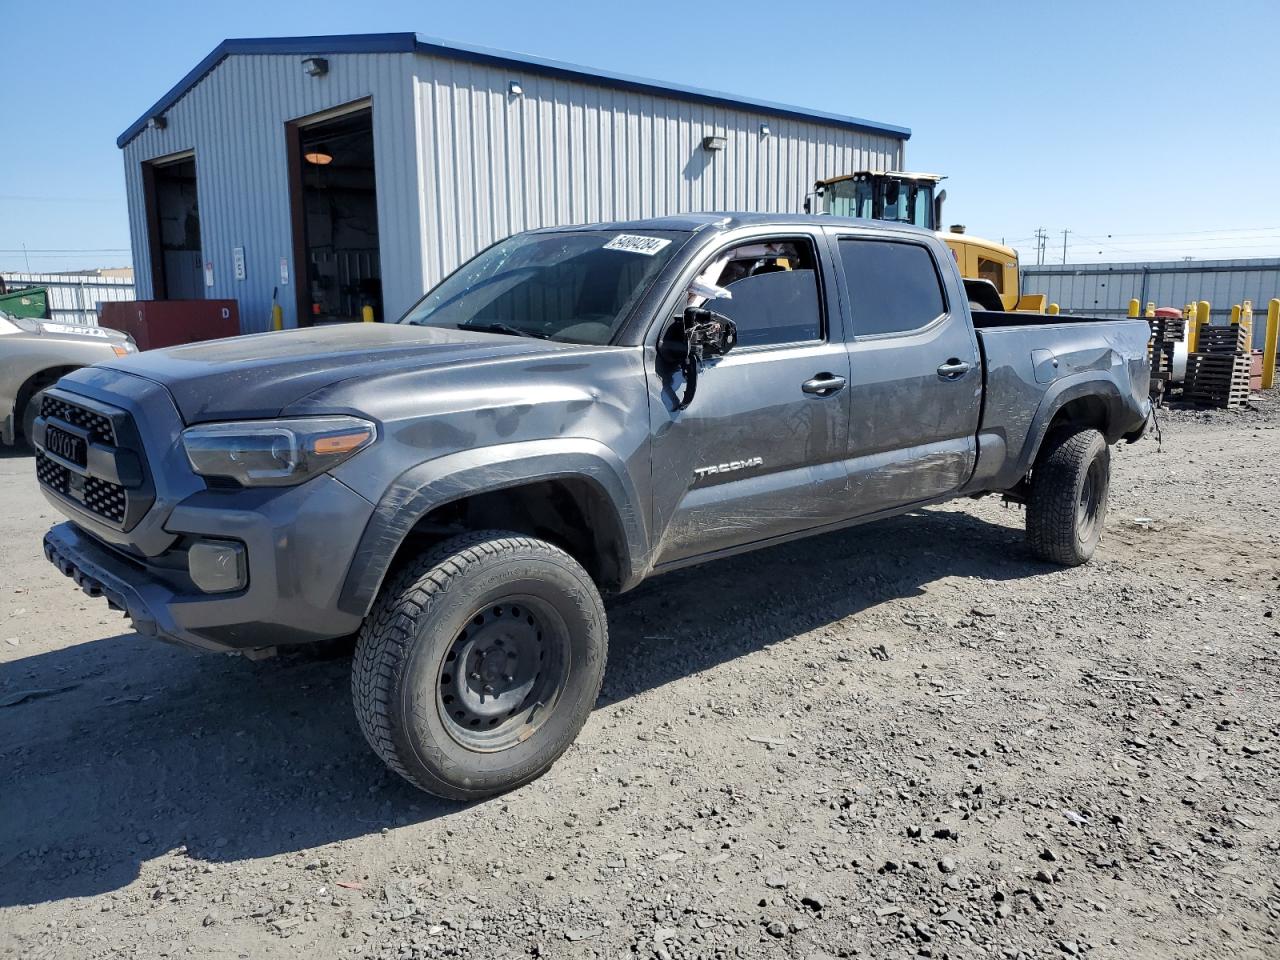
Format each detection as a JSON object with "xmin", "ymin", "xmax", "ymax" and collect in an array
[
  {"xmin": 142, "ymin": 152, "xmax": 204, "ymax": 300},
  {"xmin": 287, "ymin": 104, "xmax": 383, "ymax": 325}
]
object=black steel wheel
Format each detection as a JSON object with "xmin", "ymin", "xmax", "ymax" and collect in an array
[
  {"xmin": 352, "ymin": 531, "xmax": 607, "ymax": 800},
  {"xmin": 437, "ymin": 596, "xmax": 571, "ymax": 752}
]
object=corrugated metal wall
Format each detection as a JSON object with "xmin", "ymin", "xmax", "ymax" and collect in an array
[
  {"xmin": 122, "ymin": 48, "xmax": 904, "ymax": 331},
  {"xmin": 122, "ymin": 52, "xmax": 421, "ymax": 333},
  {"xmin": 1024, "ymin": 259, "xmax": 1280, "ymax": 349},
  {"xmin": 0, "ymin": 273, "xmax": 136, "ymax": 326},
  {"xmin": 410, "ymin": 58, "xmax": 903, "ymax": 288}
]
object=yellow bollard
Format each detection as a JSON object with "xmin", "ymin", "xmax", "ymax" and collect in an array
[
  {"xmin": 271, "ymin": 303, "xmax": 283, "ymax": 331},
  {"xmin": 362, "ymin": 305, "xmax": 375, "ymax": 323},
  {"xmin": 1128, "ymin": 298, "xmax": 1140, "ymax": 318},
  {"xmin": 1230, "ymin": 303, "xmax": 1241, "ymax": 325},
  {"xmin": 1192, "ymin": 300, "xmax": 1210, "ymax": 353},
  {"xmin": 1263, "ymin": 299, "xmax": 1279, "ymax": 390},
  {"xmin": 1145, "ymin": 302, "xmax": 1156, "ymax": 318},
  {"xmin": 1047, "ymin": 303, "xmax": 1060, "ymax": 315},
  {"xmin": 1241, "ymin": 300, "xmax": 1253, "ymax": 348}
]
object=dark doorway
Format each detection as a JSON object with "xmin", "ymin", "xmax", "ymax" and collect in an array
[
  {"xmin": 142, "ymin": 154, "xmax": 203, "ymax": 300},
  {"xmin": 287, "ymin": 106, "xmax": 382, "ymax": 325}
]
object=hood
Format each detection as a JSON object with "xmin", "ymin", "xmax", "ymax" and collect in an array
[
  {"xmin": 99, "ymin": 323, "xmax": 580, "ymax": 423},
  {"xmin": 0, "ymin": 314, "xmax": 135, "ymax": 346}
]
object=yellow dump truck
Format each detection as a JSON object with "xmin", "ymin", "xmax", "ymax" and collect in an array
[{"xmin": 806, "ymin": 171, "xmax": 1046, "ymax": 313}]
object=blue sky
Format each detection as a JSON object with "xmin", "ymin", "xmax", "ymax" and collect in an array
[{"xmin": 2, "ymin": 0, "xmax": 1277, "ymax": 273}]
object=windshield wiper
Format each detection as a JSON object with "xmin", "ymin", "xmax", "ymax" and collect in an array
[{"xmin": 456, "ymin": 321, "xmax": 551, "ymax": 340}]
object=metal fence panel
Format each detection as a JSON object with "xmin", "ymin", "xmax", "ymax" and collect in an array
[
  {"xmin": 1023, "ymin": 259, "xmax": 1280, "ymax": 349},
  {"xmin": 0, "ymin": 273, "xmax": 136, "ymax": 326}
]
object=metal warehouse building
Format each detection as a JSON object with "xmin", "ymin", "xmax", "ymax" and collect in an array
[{"xmin": 118, "ymin": 33, "xmax": 909, "ymax": 332}]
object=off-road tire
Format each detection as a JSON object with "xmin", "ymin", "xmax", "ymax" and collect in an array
[
  {"xmin": 1026, "ymin": 428, "xmax": 1110, "ymax": 566},
  {"xmin": 352, "ymin": 531, "xmax": 607, "ymax": 800}
]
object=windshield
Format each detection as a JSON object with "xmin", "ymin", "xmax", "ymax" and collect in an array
[
  {"xmin": 824, "ymin": 179, "xmax": 874, "ymax": 219},
  {"xmin": 823, "ymin": 178, "xmax": 934, "ymax": 229},
  {"xmin": 401, "ymin": 230, "xmax": 687, "ymax": 344}
]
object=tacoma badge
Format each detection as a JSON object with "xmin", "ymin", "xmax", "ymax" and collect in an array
[{"xmin": 693, "ymin": 456, "xmax": 764, "ymax": 480}]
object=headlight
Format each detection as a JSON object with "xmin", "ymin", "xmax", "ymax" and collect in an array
[{"xmin": 181, "ymin": 416, "xmax": 377, "ymax": 487}]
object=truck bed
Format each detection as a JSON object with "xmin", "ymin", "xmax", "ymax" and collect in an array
[{"xmin": 971, "ymin": 315, "xmax": 1152, "ymax": 490}]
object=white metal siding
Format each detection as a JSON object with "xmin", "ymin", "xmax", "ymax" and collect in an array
[
  {"xmin": 122, "ymin": 47, "xmax": 905, "ymax": 331},
  {"xmin": 1024, "ymin": 259, "xmax": 1280, "ymax": 349},
  {"xmin": 410, "ymin": 58, "xmax": 903, "ymax": 288},
  {"xmin": 122, "ymin": 52, "xmax": 421, "ymax": 332}
]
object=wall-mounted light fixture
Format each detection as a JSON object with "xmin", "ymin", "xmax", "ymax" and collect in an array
[
  {"xmin": 759, "ymin": 123, "xmax": 771, "ymax": 137},
  {"xmin": 149, "ymin": 115, "xmax": 167, "ymax": 130},
  {"xmin": 702, "ymin": 134, "xmax": 726, "ymax": 151},
  {"xmin": 508, "ymin": 80, "xmax": 524, "ymax": 97},
  {"xmin": 302, "ymin": 57, "xmax": 329, "ymax": 77}
]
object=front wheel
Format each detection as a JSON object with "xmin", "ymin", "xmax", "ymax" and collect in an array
[
  {"xmin": 1025, "ymin": 428, "xmax": 1110, "ymax": 566},
  {"xmin": 352, "ymin": 531, "xmax": 607, "ymax": 800}
]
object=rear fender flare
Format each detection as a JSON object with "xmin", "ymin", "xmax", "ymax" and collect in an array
[
  {"xmin": 1015, "ymin": 375, "xmax": 1126, "ymax": 479},
  {"xmin": 337, "ymin": 438, "xmax": 647, "ymax": 617}
]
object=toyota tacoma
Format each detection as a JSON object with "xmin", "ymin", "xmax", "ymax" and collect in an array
[{"xmin": 34, "ymin": 215, "xmax": 1151, "ymax": 799}]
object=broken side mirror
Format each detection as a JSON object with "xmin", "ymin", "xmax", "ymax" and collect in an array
[
  {"xmin": 683, "ymin": 306, "xmax": 737, "ymax": 358},
  {"xmin": 659, "ymin": 307, "xmax": 738, "ymax": 411}
]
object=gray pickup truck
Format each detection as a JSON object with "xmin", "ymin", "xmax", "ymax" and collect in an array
[{"xmin": 35, "ymin": 215, "xmax": 1150, "ymax": 799}]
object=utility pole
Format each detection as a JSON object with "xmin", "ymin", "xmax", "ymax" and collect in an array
[
  {"xmin": 21, "ymin": 242, "xmax": 30, "ymax": 273},
  {"xmin": 1061, "ymin": 229, "xmax": 1071, "ymax": 265},
  {"xmin": 1034, "ymin": 228, "xmax": 1047, "ymax": 266}
]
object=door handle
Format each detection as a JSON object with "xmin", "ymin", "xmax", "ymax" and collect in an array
[
  {"xmin": 936, "ymin": 359, "xmax": 972, "ymax": 380},
  {"xmin": 801, "ymin": 373, "xmax": 847, "ymax": 396}
]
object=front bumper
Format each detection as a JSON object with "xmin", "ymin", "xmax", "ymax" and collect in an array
[{"xmin": 43, "ymin": 473, "xmax": 375, "ymax": 653}]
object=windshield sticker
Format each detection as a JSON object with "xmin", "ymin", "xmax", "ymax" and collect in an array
[{"xmin": 603, "ymin": 234, "xmax": 672, "ymax": 256}]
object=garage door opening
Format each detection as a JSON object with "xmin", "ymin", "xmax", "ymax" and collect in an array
[
  {"xmin": 288, "ymin": 106, "xmax": 382, "ymax": 325},
  {"xmin": 142, "ymin": 153, "xmax": 203, "ymax": 300}
]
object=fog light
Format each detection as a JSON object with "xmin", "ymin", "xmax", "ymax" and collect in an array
[{"xmin": 189, "ymin": 541, "xmax": 247, "ymax": 593}]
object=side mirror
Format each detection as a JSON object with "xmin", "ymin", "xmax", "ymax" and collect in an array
[{"xmin": 683, "ymin": 306, "xmax": 737, "ymax": 358}]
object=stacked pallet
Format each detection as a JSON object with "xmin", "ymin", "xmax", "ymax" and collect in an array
[
  {"xmin": 1185, "ymin": 324, "xmax": 1252, "ymax": 409},
  {"xmin": 1146, "ymin": 315, "xmax": 1185, "ymax": 397}
]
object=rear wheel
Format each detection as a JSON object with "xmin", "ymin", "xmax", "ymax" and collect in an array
[
  {"xmin": 352, "ymin": 531, "xmax": 607, "ymax": 800},
  {"xmin": 1025, "ymin": 428, "xmax": 1110, "ymax": 566}
]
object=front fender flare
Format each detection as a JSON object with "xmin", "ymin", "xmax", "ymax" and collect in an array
[{"xmin": 337, "ymin": 438, "xmax": 647, "ymax": 617}]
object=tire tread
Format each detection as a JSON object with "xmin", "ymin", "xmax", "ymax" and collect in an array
[
  {"xmin": 351, "ymin": 531, "xmax": 606, "ymax": 799},
  {"xmin": 1026, "ymin": 428, "xmax": 1108, "ymax": 566}
]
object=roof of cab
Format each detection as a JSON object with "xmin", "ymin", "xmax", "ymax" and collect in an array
[{"xmin": 538, "ymin": 213, "xmax": 940, "ymax": 237}]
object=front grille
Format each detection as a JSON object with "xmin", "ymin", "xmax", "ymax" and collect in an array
[
  {"xmin": 36, "ymin": 393, "xmax": 149, "ymax": 530},
  {"xmin": 84, "ymin": 476, "xmax": 127, "ymax": 523},
  {"xmin": 41, "ymin": 394, "xmax": 115, "ymax": 445},
  {"xmin": 35, "ymin": 450, "xmax": 68, "ymax": 495}
]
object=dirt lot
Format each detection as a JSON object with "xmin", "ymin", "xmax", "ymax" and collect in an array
[{"xmin": 2, "ymin": 400, "xmax": 1278, "ymax": 960}]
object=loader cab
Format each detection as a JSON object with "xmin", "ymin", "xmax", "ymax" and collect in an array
[{"xmin": 809, "ymin": 171, "xmax": 945, "ymax": 230}]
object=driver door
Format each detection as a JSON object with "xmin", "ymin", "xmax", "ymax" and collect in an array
[{"xmin": 646, "ymin": 232, "xmax": 851, "ymax": 567}]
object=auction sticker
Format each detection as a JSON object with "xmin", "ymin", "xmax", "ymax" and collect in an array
[{"xmin": 603, "ymin": 234, "xmax": 672, "ymax": 256}]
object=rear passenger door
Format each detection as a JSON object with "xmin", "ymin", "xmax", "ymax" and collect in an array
[{"xmin": 828, "ymin": 231, "xmax": 983, "ymax": 515}]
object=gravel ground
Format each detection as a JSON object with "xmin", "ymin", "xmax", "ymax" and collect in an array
[{"xmin": 1, "ymin": 399, "xmax": 1278, "ymax": 960}]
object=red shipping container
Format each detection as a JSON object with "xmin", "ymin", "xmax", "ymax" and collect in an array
[{"xmin": 98, "ymin": 300, "xmax": 240, "ymax": 351}]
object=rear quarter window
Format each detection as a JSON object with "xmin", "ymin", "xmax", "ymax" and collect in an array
[{"xmin": 839, "ymin": 239, "xmax": 947, "ymax": 336}]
